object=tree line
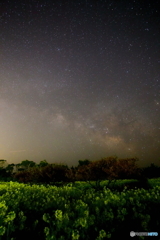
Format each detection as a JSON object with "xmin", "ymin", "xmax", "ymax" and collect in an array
[{"xmin": 0, "ymin": 157, "xmax": 160, "ymax": 187}]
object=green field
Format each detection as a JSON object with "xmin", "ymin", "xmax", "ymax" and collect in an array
[{"xmin": 0, "ymin": 179, "xmax": 160, "ymax": 240}]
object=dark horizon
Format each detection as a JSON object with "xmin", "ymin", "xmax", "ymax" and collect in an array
[
  {"xmin": 0, "ymin": 1, "xmax": 160, "ymax": 167},
  {"xmin": 1, "ymin": 156, "xmax": 159, "ymax": 169}
]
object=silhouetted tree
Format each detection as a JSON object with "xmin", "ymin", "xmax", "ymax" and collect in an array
[
  {"xmin": 76, "ymin": 157, "xmax": 119, "ymax": 189},
  {"xmin": 116, "ymin": 158, "xmax": 141, "ymax": 179},
  {"xmin": 66, "ymin": 167, "xmax": 77, "ymax": 183},
  {"xmin": 0, "ymin": 159, "xmax": 7, "ymax": 168},
  {"xmin": 78, "ymin": 159, "xmax": 91, "ymax": 167},
  {"xmin": 142, "ymin": 163, "xmax": 160, "ymax": 178},
  {"xmin": 5, "ymin": 163, "xmax": 15, "ymax": 171},
  {"xmin": 19, "ymin": 160, "xmax": 36, "ymax": 170},
  {"xmin": 14, "ymin": 170, "xmax": 32, "ymax": 183},
  {"xmin": 38, "ymin": 160, "xmax": 49, "ymax": 167},
  {"xmin": 14, "ymin": 163, "xmax": 70, "ymax": 185}
]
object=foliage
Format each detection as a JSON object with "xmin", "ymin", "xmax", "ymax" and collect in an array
[
  {"xmin": 0, "ymin": 160, "xmax": 7, "ymax": 168},
  {"xmin": 38, "ymin": 160, "xmax": 49, "ymax": 168},
  {"xmin": 78, "ymin": 160, "xmax": 91, "ymax": 167},
  {"xmin": 19, "ymin": 160, "xmax": 36, "ymax": 170},
  {"xmin": 13, "ymin": 164, "xmax": 70, "ymax": 185},
  {"xmin": 1, "ymin": 157, "xmax": 160, "ymax": 184},
  {"xmin": 12, "ymin": 157, "xmax": 144, "ymax": 189},
  {"xmin": 40, "ymin": 164, "xmax": 69, "ymax": 184},
  {"xmin": 5, "ymin": 164, "xmax": 15, "ymax": 175},
  {"xmin": 116, "ymin": 158, "xmax": 141, "ymax": 179},
  {"xmin": 75, "ymin": 157, "xmax": 141, "ymax": 190},
  {"xmin": 76, "ymin": 157, "xmax": 118, "ymax": 180},
  {"xmin": 0, "ymin": 181, "xmax": 159, "ymax": 239},
  {"xmin": 0, "ymin": 168, "xmax": 12, "ymax": 182},
  {"xmin": 142, "ymin": 163, "xmax": 160, "ymax": 178},
  {"xmin": 65, "ymin": 168, "xmax": 77, "ymax": 184},
  {"xmin": 0, "ymin": 200, "xmax": 16, "ymax": 239},
  {"xmin": 13, "ymin": 170, "xmax": 33, "ymax": 183}
]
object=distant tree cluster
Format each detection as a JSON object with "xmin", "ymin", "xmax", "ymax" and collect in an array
[{"xmin": 0, "ymin": 158, "xmax": 160, "ymax": 188}]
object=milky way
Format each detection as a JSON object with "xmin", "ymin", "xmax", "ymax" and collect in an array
[{"xmin": 0, "ymin": 0, "xmax": 160, "ymax": 167}]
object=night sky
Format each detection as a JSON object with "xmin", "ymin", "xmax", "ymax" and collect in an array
[{"xmin": 0, "ymin": 0, "xmax": 160, "ymax": 167}]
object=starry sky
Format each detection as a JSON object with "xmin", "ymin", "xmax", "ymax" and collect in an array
[{"xmin": 0, "ymin": 0, "xmax": 160, "ymax": 167}]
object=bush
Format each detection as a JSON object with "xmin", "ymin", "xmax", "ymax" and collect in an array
[{"xmin": 13, "ymin": 164, "xmax": 70, "ymax": 185}]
